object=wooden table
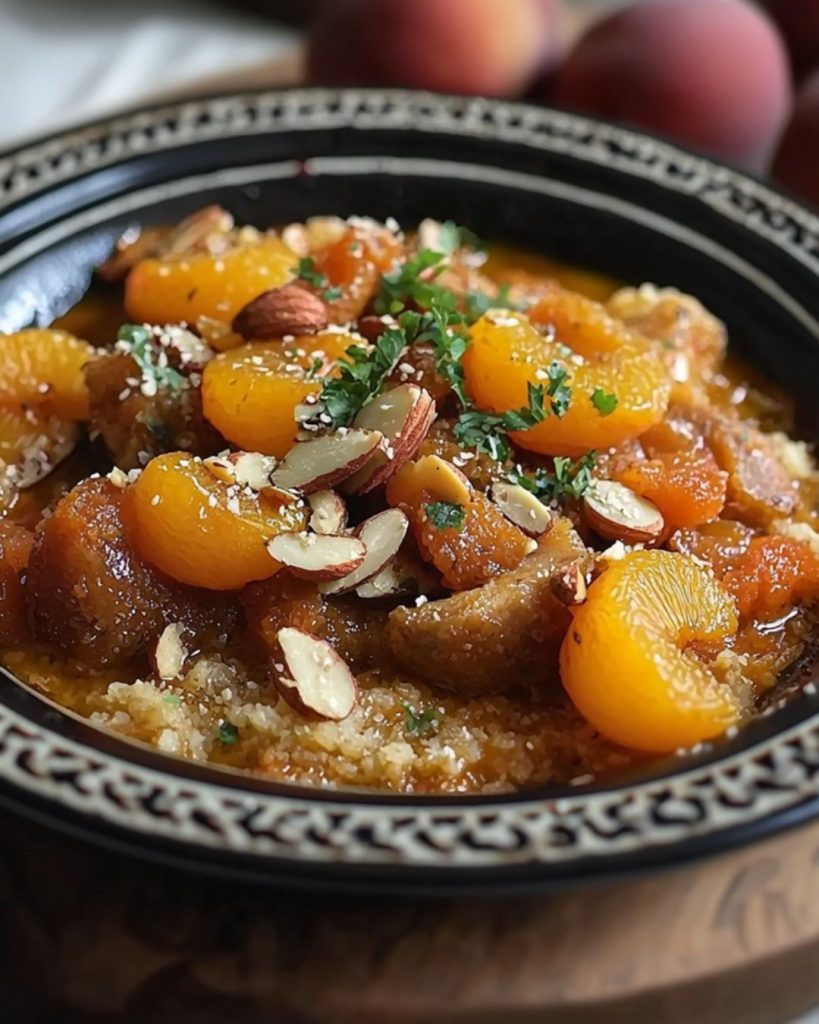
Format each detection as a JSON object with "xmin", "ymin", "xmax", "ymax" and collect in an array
[{"xmin": 3, "ymin": 805, "xmax": 819, "ymax": 1023}]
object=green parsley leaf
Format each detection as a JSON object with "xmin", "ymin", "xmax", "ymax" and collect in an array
[
  {"xmin": 294, "ymin": 256, "xmax": 342, "ymax": 302},
  {"xmin": 117, "ymin": 324, "xmax": 186, "ymax": 395},
  {"xmin": 217, "ymin": 721, "xmax": 239, "ymax": 746},
  {"xmin": 435, "ymin": 220, "xmax": 484, "ymax": 257},
  {"xmin": 373, "ymin": 249, "xmax": 447, "ymax": 316},
  {"xmin": 463, "ymin": 283, "xmax": 518, "ymax": 324},
  {"xmin": 453, "ymin": 382, "xmax": 548, "ymax": 462},
  {"xmin": 313, "ymin": 323, "xmax": 408, "ymax": 429},
  {"xmin": 425, "ymin": 500, "xmax": 466, "ymax": 531},
  {"xmin": 402, "ymin": 702, "xmax": 440, "ymax": 736},
  {"xmin": 510, "ymin": 452, "xmax": 597, "ymax": 503},
  {"xmin": 412, "ymin": 297, "xmax": 471, "ymax": 409},
  {"xmin": 304, "ymin": 355, "xmax": 324, "ymax": 380},
  {"xmin": 543, "ymin": 362, "xmax": 572, "ymax": 418},
  {"xmin": 591, "ymin": 388, "xmax": 618, "ymax": 417}
]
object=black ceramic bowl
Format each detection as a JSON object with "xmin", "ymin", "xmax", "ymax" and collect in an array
[{"xmin": 1, "ymin": 88, "xmax": 819, "ymax": 893}]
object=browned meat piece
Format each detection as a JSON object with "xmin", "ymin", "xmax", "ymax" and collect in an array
[
  {"xmin": 85, "ymin": 352, "xmax": 223, "ymax": 470},
  {"xmin": 386, "ymin": 519, "xmax": 591, "ymax": 697},
  {"xmin": 701, "ymin": 412, "xmax": 798, "ymax": 526},
  {"xmin": 26, "ymin": 478, "xmax": 238, "ymax": 667},
  {"xmin": 242, "ymin": 574, "xmax": 389, "ymax": 673}
]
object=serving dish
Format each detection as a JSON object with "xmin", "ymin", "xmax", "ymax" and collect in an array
[{"xmin": 0, "ymin": 87, "xmax": 818, "ymax": 892}]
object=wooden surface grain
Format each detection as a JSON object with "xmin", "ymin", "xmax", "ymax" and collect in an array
[{"xmin": 3, "ymin": 806, "xmax": 819, "ymax": 1023}]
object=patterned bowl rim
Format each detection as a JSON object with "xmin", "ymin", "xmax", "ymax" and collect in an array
[{"xmin": 1, "ymin": 87, "xmax": 819, "ymax": 891}]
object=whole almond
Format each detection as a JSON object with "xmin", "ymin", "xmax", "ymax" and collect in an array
[{"xmin": 233, "ymin": 283, "xmax": 328, "ymax": 339}]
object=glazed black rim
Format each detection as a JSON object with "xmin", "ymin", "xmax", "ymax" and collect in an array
[{"xmin": 0, "ymin": 87, "xmax": 818, "ymax": 892}]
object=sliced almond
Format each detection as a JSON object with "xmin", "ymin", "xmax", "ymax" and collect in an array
[
  {"xmin": 550, "ymin": 564, "xmax": 588, "ymax": 607},
  {"xmin": 355, "ymin": 561, "xmax": 406, "ymax": 599},
  {"xmin": 275, "ymin": 627, "xmax": 357, "ymax": 721},
  {"xmin": 272, "ymin": 429, "xmax": 383, "ymax": 494},
  {"xmin": 153, "ymin": 623, "xmax": 188, "ymax": 681},
  {"xmin": 583, "ymin": 479, "xmax": 665, "ymax": 545},
  {"xmin": 307, "ymin": 489, "xmax": 348, "ymax": 535},
  {"xmin": 491, "ymin": 481, "xmax": 553, "ymax": 536},
  {"xmin": 267, "ymin": 532, "xmax": 366, "ymax": 581},
  {"xmin": 343, "ymin": 385, "xmax": 437, "ymax": 494},
  {"xmin": 204, "ymin": 451, "xmax": 278, "ymax": 491},
  {"xmin": 320, "ymin": 508, "xmax": 409, "ymax": 595},
  {"xmin": 232, "ymin": 283, "xmax": 328, "ymax": 340}
]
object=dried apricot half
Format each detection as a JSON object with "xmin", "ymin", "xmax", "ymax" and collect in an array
[
  {"xmin": 561, "ymin": 550, "xmax": 743, "ymax": 752},
  {"xmin": 122, "ymin": 452, "xmax": 308, "ymax": 590},
  {"xmin": 464, "ymin": 307, "xmax": 670, "ymax": 457},
  {"xmin": 0, "ymin": 330, "xmax": 97, "ymax": 420},
  {"xmin": 201, "ymin": 332, "xmax": 356, "ymax": 457},
  {"xmin": 124, "ymin": 235, "xmax": 298, "ymax": 325}
]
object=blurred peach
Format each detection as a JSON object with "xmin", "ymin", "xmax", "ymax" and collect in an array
[
  {"xmin": 549, "ymin": 0, "xmax": 792, "ymax": 171},
  {"xmin": 773, "ymin": 69, "xmax": 819, "ymax": 208},
  {"xmin": 766, "ymin": 0, "xmax": 819, "ymax": 82},
  {"xmin": 308, "ymin": 0, "xmax": 565, "ymax": 97}
]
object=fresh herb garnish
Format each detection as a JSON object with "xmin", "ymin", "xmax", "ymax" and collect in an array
[
  {"xmin": 591, "ymin": 388, "xmax": 618, "ymax": 417},
  {"xmin": 542, "ymin": 362, "xmax": 572, "ymax": 418},
  {"xmin": 373, "ymin": 249, "xmax": 448, "ymax": 315},
  {"xmin": 402, "ymin": 702, "xmax": 440, "ymax": 736},
  {"xmin": 510, "ymin": 451, "xmax": 598, "ymax": 503},
  {"xmin": 294, "ymin": 256, "xmax": 342, "ymax": 302},
  {"xmin": 118, "ymin": 324, "xmax": 186, "ymax": 394},
  {"xmin": 217, "ymin": 721, "xmax": 239, "ymax": 746},
  {"xmin": 435, "ymin": 220, "xmax": 484, "ymax": 256},
  {"xmin": 453, "ymin": 382, "xmax": 547, "ymax": 462},
  {"xmin": 305, "ymin": 355, "xmax": 324, "ymax": 380},
  {"xmin": 425, "ymin": 500, "xmax": 466, "ymax": 531},
  {"xmin": 312, "ymin": 323, "xmax": 409, "ymax": 429},
  {"xmin": 463, "ymin": 283, "xmax": 517, "ymax": 324}
]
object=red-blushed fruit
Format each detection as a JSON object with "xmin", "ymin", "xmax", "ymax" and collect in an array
[
  {"xmin": 773, "ymin": 69, "xmax": 819, "ymax": 209},
  {"xmin": 308, "ymin": 0, "xmax": 565, "ymax": 97},
  {"xmin": 765, "ymin": 0, "xmax": 819, "ymax": 82},
  {"xmin": 550, "ymin": 0, "xmax": 792, "ymax": 171}
]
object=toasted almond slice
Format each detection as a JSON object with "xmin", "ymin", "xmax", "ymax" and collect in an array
[
  {"xmin": 204, "ymin": 451, "xmax": 278, "ymax": 491},
  {"xmin": 320, "ymin": 508, "xmax": 409, "ymax": 595},
  {"xmin": 267, "ymin": 532, "xmax": 366, "ymax": 581},
  {"xmin": 272, "ymin": 429, "xmax": 384, "ymax": 494},
  {"xmin": 153, "ymin": 622, "xmax": 188, "ymax": 681},
  {"xmin": 355, "ymin": 561, "xmax": 406, "ymax": 599},
  {"xmin": 307, "ymin": 489, "xmax": 348, "ymax": 535},
  {"xmin": 275, "ymin": 627, "xmax": 357, "ymax": 721},
  {"xmin": 343, "ymin": 385, "xmax": 437, "ymax": 495},
  {"xmin": 491, "ymin": 481, "xmax": 553, "ymax": 536},
  {"xmin": 583, "ymin": 479, "xmax": 665, "ymax": 545},
  {"xmin": 550, "ymin": 564, "xmax": 588, "ymax": 607}
]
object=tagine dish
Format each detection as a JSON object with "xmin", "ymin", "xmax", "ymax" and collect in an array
[{"xmin": 0, "ymin": 209, "xmax": 816, "ymax": 794}]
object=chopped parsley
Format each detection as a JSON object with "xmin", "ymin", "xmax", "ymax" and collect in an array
[
  {"xmin": 463, "ymin": 283, "xmax": 516, "ymax": 324},
  {"xmin": 118, "ymin": 324, "xmax": 186, "ymax": 394},
  {"xmin": 425, "ymin": 500, "xmax": 466, "ymax": 531},
  {"xmin": 542, "ymin": 362, "xmax": 572, "ymax": 418},
  {"xmin": 402, "ymin": 702, "xmax": 440, "ymax": 736},
  {"xmin": 374, "ymin": 249, "xmax": 448, "ymax": 315},
  {"xmin": 510, "ymin": 451, "xmax": 598, "ymax": 503},
  {"xmin": 304, "ymin": 355, "xmax": 324, "ymax": 380},
  {"xmin": 312, "ymin": 323, "xmax": 408, "ymax": 429},
  {"xmin": 591, "ymin": 388, "xmax": 618, "ymax": 417},
  {"xmin": 294, "ymin": 256, "xmax": 342, "ymax": 302},
  {"xmin": 435, "ymin": 220, "xmax": 483, "ymax": 256},
  {"xmin": 217, "ymin": 721, "xmax": 239, "ymax": 746},
  {"xmin": 453, "ymin": 382, "xmax": 547, "ymax": 462}
]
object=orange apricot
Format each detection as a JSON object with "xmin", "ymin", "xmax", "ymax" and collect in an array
[
  {"xmin": 464, "ymin": 306, "xmax": 670, "ymax": 457},
  {"xmin": 612, "ymin": 449, "xmax": 727, "ymax": 529},
  {"xmin": 310, "ymin": 223, "xmax": 404, "ymax": 323},
  {"xmin": 124, "ymin": 235, "xmax": 297, "ymax": 325},
  {"xmin": 121, "ymin": 453, "xmax": 308, "ymax": 590},
  {"xmin": 669, "ymin": 519, "xmax": 756, "ymax": 578},
  {"xmin": 201, "ymin": 332, "xmax": 356, "ymax": 458},
  {"xmin": 0, "ymin": 330, "xmax": 97, "ymax": 420},
  {"xmin": 722, "ymin": 536, "xmax": 819, "ymax": 622},
  {"xmin": 0, "ymin": 521, "xmax": 34, "ymax": 646},
  {"xmin": 561, "ymin": 550, "xmax": 742, "ymax": 752}
]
